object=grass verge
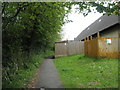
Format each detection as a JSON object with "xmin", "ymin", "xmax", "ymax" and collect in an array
[
  {"xmin": 54, "ymin": 54, "xmax": 118, "ymax": 88},
  {"xmin": 3, "ymin": 50, "xmax": 54, "ymax": 88}
]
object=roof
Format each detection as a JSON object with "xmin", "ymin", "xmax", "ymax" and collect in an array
[{"xmin": 75, "ymin": 14, "xmax": 120, "ymax": 41}]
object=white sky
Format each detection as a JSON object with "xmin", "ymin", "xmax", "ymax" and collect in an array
[{"xmin": 61, "ymin": 6, "xmax": 103, "ymax": 40}]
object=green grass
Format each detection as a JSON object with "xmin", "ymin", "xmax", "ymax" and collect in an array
[
  {"xmin": 3, "ymin": 50, "xmax": 54, "ymax": 88},
  {"xmin": 54, "ymin": 54, "xmax": 118, "ymax": 88}
]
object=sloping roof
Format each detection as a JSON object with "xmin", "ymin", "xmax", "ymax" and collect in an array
[{"xmin": 75, "ymin": 14, "xmax": 120, "ymax": 41}]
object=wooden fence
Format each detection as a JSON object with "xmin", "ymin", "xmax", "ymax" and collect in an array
[
  {"xmin": 84, "ymin": 38, "xmax": 98, "ymax": 58},
  {"xmin": 55, "ymin": 41, "xmax": 84, "ymax": 57},
  {"xmin": 84, "ymin": 37, "xmax": 119, "ymax": 58}
]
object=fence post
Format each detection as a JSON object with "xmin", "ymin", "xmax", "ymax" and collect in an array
[
  {"xmin": 87, "ymin": 37, "xmax": 89, "ymax": 41},
  {"xmin": 97, "ymin": 32, "xmax": 100, "ymax": 38},
  {"xmin": 90, "ymin": 36, "xmax": 92, "ymax": 40}
]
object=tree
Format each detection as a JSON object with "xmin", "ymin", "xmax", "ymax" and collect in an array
[{"xmin": 2, "ymin": 2, "xmax": 120, "ymax": 87}]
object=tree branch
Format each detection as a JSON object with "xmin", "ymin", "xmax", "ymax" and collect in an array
[{"xmin": 11, "ymin": 3, "xmax": 30, "ymax": 19}]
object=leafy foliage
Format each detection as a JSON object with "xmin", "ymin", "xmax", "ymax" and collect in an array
[
  {"xmin": 2, "ymin": 2, "xmax": 66, "ymax": 88},
  {"xmin": 2, "ymin": 2, "xmax": 119, "ymax": 88}
]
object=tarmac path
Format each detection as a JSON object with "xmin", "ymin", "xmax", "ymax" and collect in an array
[{"xmin": 34, "ymin": 59, "xmax": 64, "ymax": 88}]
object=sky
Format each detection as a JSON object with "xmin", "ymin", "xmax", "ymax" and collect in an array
[{"xmin": 61, "ymin": 6, "xmax": 103, "ymax": 40}]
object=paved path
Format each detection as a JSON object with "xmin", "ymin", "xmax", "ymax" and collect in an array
[{"xmin": 35, "ymin": 59, "xmax": 64, "ymax": 88}]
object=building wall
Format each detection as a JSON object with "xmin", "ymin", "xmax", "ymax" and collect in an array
[{"xmin": 100, "ymin": 24, "xmax": 119, "ymax": 38}]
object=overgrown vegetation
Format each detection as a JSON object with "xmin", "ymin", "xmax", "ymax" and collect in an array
[
  {"xmin": 54, "ymin": 54, "xmax": 118, "ymax": 88},
  {"xmin": 3, "ymin": 51, "xmax": 54, "ymax": 88},
  {"xmin": 2, "ymin": 2, "xmax": 66, "ymax": 88},
  {"xmin": 2, "ymin": 2, "xmax": 119, "ymax": 88}
]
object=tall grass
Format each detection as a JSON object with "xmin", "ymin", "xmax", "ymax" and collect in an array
[{"xmin": 2, "ymin": 50, "xmax": 54, "ymax": 88}]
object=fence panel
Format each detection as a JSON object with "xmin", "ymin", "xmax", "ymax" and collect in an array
[
  {"xmin": 55, "ymin": 43, "xmax": 67, "ymax": 57},
  {"xmin": 84, "ymin": 38, "xmax": 119, "ymax": 58},
  {"xmin": 98, "ymin": 38, "xmax": 119, "ymax": 58},
  {"xmin": 68, "ymin": 41, "xmax": 76, "ymax": 55},
  {"xmin": 84, "ymin": 39, "xmax": 98, "ymax": 58},
  {"xmin": 55, "ymin": 41, "xmax": 84, "ymax": 57}
]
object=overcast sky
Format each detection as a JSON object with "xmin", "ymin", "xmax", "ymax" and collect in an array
[{"xmin": 61, "ymin": 6, "xmax": 103, "ymax": 40}]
